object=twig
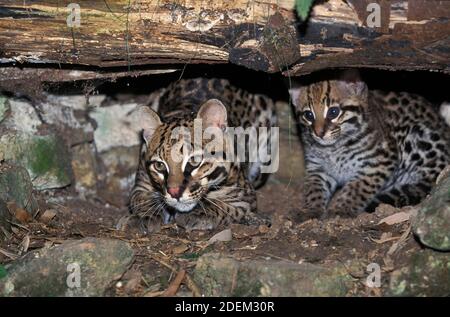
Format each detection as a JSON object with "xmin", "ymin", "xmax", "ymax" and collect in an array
[
  {"xmin": 151, "ymin": 255, "xmax": 202, "ymax": 297},
  {"xmin": 163, "ymin": 269, "xmax": 186, "ymax": 297},
  {"xmin": 0, "ymin": 247, "xmax": 19, "ymax": 260}
]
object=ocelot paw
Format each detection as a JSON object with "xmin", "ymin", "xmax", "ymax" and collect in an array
[
  {"xmin": 142, "ymin": 216, "xmax": 163, "ymax": 233},
  {"xmin": 326, "ymin": 204, "xmax": 359, "ymax": 218},
  {"xmin": 292, "ymin": 203, "xmax": 325, "ymax": 223},
  {"xmin": 175, "ymin": 213, "xmax": 216, "ymax": 231},
  {"xmin": 241, "ymin": 213, "xmax": 271, "ymax": 227}
]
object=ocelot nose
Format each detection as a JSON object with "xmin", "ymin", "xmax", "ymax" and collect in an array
[
  {"xmin": 167, "ymin": 187, "xmax": 182, "ymax": 199},
  {"xmin": 313, "ymin": 123, "xmax": 326, "ymax": 138}
]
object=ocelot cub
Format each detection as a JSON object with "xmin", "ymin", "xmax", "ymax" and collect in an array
[
  {"xmin": 289, "ymin": 71, "xmax": 450, "ymax": 219},
  {"xmin": 129, "ymin": 78, "xmax": 277, "ymax": 232}
]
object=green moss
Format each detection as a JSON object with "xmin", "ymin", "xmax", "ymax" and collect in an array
[
  {"xmin": 29, "ymin": 138, "xmax": 58, "ymax": 177},
  {"xmin": 0, "ymin": 265, "xmax": 6, "ymax": 279},
  {"xmin": 230, "ymin": 270, "xmax": 263, "ymax": 297},
  {"xmin": 27, "ymin": 136, "xmax": 71, "ymax": 187}
]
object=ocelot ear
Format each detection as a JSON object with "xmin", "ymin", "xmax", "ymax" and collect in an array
[
  {"xmin": 336, "ymin": 69, "xmax": 368, "ymax": 99},
  {"xmin": 136, "ymin": 106, "xmax": 162, "ymax": 144},
  {"xmin": 197, "ymin": 99, "xmax": 228, "ymax": 131}
]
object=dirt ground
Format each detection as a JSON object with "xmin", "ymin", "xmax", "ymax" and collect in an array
[{"xmin": 0, "ymin": 177, "xmax": 420, "ymax": 297}]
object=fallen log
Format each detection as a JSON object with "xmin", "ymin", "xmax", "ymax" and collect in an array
[{"xmin": 0, "ymin": 0, "xmax": 448, "ymax": 81}]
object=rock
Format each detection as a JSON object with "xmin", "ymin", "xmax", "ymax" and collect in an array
[
  {"xmin": 97, "ymin": 145, "xmax": 140, "ymax": 206},
  {"xmin": 0, "ymin": 133, "xmax": 72, "ymax": 190},
  {"xmin": 45, "ymin": 94, "xmax": 105, "ymax": 111},
  {"xmin": 0, "ymin": 238, "xmax": 134, "ymax": 297},
  {"xmin": 0, "ymin": 164, "xmax": 38, "ymax": 215},
  {"xmin": 194, "ymin": 253, "xmax": 352, "ymax": 296},
  {"xmin": 0, "ymin": 164, "xmax": 37, "ymax": 239},
  {"xmin": 2, "ymin": 99, "xmax": 42, "ymax": 134},
  {"xmin": 90, "ymin": 103, "xmax": 144, "ymax": 152},
  {"xmin": 412, "ymin": 167, "xmax": 450, "ymax": 251},
  {"xmin": 37, "ymin": 101, "xmax": 94, "ymax": 146},
  {"xmin": 71, "ymin": 143, "xmax": 98, "ymax": 193},
  {"xmin": 0, "ymin": 94, "xmax": 10, "ymax": 123},
  {"xmin": 269, "ymin": 101, "xmax": 304, "ymax": 185},
  {"xmin": 389, "ymin": 250, "xmax": 450, "ymax": 296}
]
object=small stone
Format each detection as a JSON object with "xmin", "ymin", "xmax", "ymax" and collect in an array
[{"xmin": 208, "ymin": 229, "xmax": 232, "ymax": 244}]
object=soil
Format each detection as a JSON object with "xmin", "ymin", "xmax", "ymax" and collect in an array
[{"xmin": 0, "ymin": 178, "xmax": 420, "ymax": 297}]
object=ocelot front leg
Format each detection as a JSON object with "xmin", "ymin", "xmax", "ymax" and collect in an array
[
  {"xmin": 326, "ymin": 164, "xmax": 394, "ymax": 217},
  {"xmin": 297, "ymin": 162, "xmax": 337, "ymax": 221}
]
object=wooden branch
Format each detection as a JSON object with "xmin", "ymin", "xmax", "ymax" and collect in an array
[{"xmin": 0, "ymin": 0, "xmax": 448, "ymax": 79}]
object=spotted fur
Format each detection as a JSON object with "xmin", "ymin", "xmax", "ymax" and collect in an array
[
  {"xmin": 129, "ymin": 78, "xmax": 277, "ymax": 232},
  {"xmin": 290, "ymin": 73, "xmax": 450, "ymax": 219}
]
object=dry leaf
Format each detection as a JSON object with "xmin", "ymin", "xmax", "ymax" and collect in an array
[
  {"xmin": 388, "ymin": 225, "xmax": 411, "ymax": 255},
  {"xmin": 378, "ymin": 211, "xmax": 410, "ymax": 226},
  {"xmin": 116, "ymin": 215, "xmax": 131, "ymax": 231},
  {"xmin": 370, "ymin": 232, "xmax": 400, "ymax": 244},
  {"xmin": 39, "ymin": 209, "xmax": 57, "ymax": 224},
  {"xmin": 258, "ymin": 225, "xmax": 270, "ymax": 234},
  {"xmin": 7, "ymin": 202, "xmax": 31, "ymax": 223},
  {"xmin": 208, "ymin": 228, "xmax": 232, "ymax": 244},
  {"xmin": 124, "ymin": 271, "xmax": 143, "ymax": 293},
  {"xmin": 19, "ymin": 234, "xmax": 30, "ymax": 254},
  {"xmin": 173, "ymin": 244, "xmax": 189, "ymax": 255}
]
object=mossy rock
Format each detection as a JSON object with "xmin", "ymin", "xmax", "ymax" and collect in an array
[
  {"xmin": 389, "ymin": 250, "xmax": 450, "ymax": 296},
  {"xmin": 0, "ymin": 133, "xmax": 72, "ymax": 190},
  {"xmin": 413, "ymin": 169, "xmax": 450, "ymax": 251},
  {"xmin": 194, "ymin": 253, "xmax": 353, "ymax": 296},
  {"xmin": 0, "ymin": 164, "xmax": 38, "ymax": 215},
  {"xmin": 0, "ymin": 164, "xmax": 39, "ymax": 241},
  {"xmin": 0, "ymin": 238, "xmax": 134, "ymax": 297}
]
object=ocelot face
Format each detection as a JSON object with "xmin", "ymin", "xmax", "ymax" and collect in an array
[
  {"xmin": 140, "ymin": 99, "xmax": 231, "ymax": 213},
  {"xmin": 290, "ymin": 79, "xmax": 369, "ymax": 146}
]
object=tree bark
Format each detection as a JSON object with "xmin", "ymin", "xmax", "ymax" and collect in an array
[{"xmin": 0, "ymin": 0, "xmax": 448, "ymax": 80}]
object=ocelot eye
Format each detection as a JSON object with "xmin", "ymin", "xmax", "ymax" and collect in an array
[
  {"xmin": 327, "ymin": 107, "xmax": 340, "ymax": 120},
  {"xmin": 188, "ymin": 155, "xmax": 203, "ymax": 168},
  {"xmin": 152, "ymin": 161, "xmax": 166, "ymax": 172},
  {"xmin": 303, "ymin": 110, "xmax": 315, "ymax": 122}
]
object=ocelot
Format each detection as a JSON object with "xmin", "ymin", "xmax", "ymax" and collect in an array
[
  {"xmin": 129, "ymin": 78, "xmax": 277, "ymax": 232},
  {"xmin": 289, "ymin": 71, "xmax": 450, "ymax": 219}
]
